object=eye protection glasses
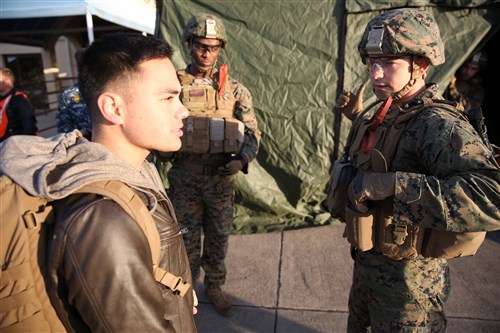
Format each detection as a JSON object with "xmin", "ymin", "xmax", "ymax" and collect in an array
[
  {"xmin": 366, "ymin": 56, "xmax": 412, "ymax": 73},
  {"xmin": 192, "ymin": 41, "xmax": 221, "ymax": 53}
]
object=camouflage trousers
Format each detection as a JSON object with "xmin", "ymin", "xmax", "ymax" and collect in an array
[
  {"xmin": 167, "ymin": 166, "xmax": 234, "ymax": 289},
  {"xmin": 347, "ymin": 248, "xmax": 449, "ymax": 333}
]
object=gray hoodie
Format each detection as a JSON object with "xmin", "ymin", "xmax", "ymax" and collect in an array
[{"xmin": 0, "ymin": 130, "xmax": 165, "ymax": 206}]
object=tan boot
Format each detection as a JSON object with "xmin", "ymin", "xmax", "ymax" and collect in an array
[{"xmin": 205, "ymin": 286, "xmax": 235, "ymax": 317}]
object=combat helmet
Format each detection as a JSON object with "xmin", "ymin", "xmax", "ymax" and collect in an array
[
  {"xmin": 182, "ymin": 13, "xmax": 228, "ymax": 48},
  {"xmin": 358, "ymin": 8, "xmax": 445, "ymax": 66}
]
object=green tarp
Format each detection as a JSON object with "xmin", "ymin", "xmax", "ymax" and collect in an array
[{"xmin": 156, "ymin": 0, "xmax": 500, "ymax": 234}]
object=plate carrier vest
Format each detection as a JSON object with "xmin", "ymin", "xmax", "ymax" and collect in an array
[
  {"xmin": 177, "ymin": 66, "xmax": 244, "ymax": 154},
  {"xmin": 327, "ymin": 98, "xmax": 488, "ymax": 260}
]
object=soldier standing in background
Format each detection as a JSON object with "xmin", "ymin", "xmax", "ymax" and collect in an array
[
  {"xmin": 443, "ymin": 50, "xmax": 499, "ymax": 161},
  {"xmin": 160, "ymin": 13, "xmax": 260, "ymax": 317},
  {"xmin": 444, "ymin": 50, "xmax": 487, "ymax": 112},
  {"xmin": 331, "ymin": 8, "xmax": 500, "ymax": 332}
]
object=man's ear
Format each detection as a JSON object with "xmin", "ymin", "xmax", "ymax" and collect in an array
[
  {"xmin": 97, "ymin": 92, "xmax": 125, "ymax": 125},
  {"xmin": 416, "ymin": 57, "xmax": 430, "ymax": 75}
]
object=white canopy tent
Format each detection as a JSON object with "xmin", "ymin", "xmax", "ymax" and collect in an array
[{"xmin": 0, "ymin": 0, "xmax": 156, "ymax": 43}]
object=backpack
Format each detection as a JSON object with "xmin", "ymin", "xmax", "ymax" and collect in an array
[{"xmin": 0, "ymin": 175, "xmax": 190, "ymax": 331}]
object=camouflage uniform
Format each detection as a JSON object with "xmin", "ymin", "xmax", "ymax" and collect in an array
[
  {"xmin": 348, "ymin": 84, "xmax": 500, "ymax": 332},
  {"xmin": 56, "ymin": 83, "xmax": 91, "ymax": 133},
  {"xmin": 444, "ymin": 51, "xmax": 487, "ymax": 112},
  {"xmin": 444, "ymin": 76, "xmax": 484, "ymax": 112},
  {"xmin": 340, "ymin": 9, "xmax": 500, "ymax": 332},
  {"xmin": 167, "ymin": 66, "xmax": 259, "ymax": 287}
]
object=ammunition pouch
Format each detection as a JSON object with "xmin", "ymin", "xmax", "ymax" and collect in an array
[
  {"xmin": 422, "ymin": 229, "xmax": 486, "ymax": 258},
  {"xmin": 374, "ymin": 199, "xmax": 422, "ymax": 260},
  {"xmin": 344, "ymin": 199, "xmax": 486, "ymax": 260},
  {"xmin": 177, "ymin": 68, "xmax": 242, "ymax": 155},
  {"xmin": 180, "ymin": 116, "xmax": 244, "ymax": 154},
  {"xmin": 344, "ymin": 206, "xmax": 374, "ymax": 251}
]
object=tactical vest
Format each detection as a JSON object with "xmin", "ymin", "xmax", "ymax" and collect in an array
[
  {"xmin": 328, "ymin": 98, "xmax": 486, "ymax": 260},
  {"xmin": 177, "ymin": 66, "xmax": 244, "ymax": 154}
]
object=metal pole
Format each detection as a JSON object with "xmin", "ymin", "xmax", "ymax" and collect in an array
[{"xmin": 86, "ymin": 4, "xmax": 94, "ymax": 44}]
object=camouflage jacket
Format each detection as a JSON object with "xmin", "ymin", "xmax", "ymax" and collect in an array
[
  {"xmin": 173, "ymin": 65, "xmax": 260, "ymax": 169},
  {"xmin": 443, "ymin": 76, "xmax": 485, "ymax": 112},
  {"xmin": 391, "ymin": 84, "xmax": 500, "ymax": 232},
  {"xmin": 56, "ymin": 84, "xmax": 91, "ymax": 133}
]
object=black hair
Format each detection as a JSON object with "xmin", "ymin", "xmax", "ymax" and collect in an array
[{"xmin": 77, "ymin": 32, "xmax": 173, "ymax": 111}]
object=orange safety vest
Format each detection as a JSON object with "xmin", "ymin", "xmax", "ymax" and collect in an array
[{"xmin": 0, "ymin": 91, "xmax": 28, "ymax": 138}]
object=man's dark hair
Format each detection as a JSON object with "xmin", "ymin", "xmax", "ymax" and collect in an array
[{"xmin": 77, "ymin": 32, "xmax": 173, "ymax": 111}]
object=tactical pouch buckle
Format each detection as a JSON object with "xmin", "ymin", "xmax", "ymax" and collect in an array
[{"xmin": 392, "ymin": 225, "xmax": 408, "ymax": 245}]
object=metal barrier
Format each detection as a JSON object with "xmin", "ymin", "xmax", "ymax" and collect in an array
[{"xmin": 19, "ymin": 77, "xmax": 78, "ymax": 137}]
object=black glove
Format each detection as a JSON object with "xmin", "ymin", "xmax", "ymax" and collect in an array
[{"xmin": 218, "ymin": 156, "xmax": 245, "ymax": 176}]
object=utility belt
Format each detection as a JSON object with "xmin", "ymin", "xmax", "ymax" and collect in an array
[
  {"xmin": 344, "ymin": 198, "xmax": 486, "ymax": 260},
  {"xmin": 179, "ymin": 116, "xmax": 244, "ymax": 154},
  {"xmin": 173, "ymin": 158, "xmax": 221, "ymax": 176}
]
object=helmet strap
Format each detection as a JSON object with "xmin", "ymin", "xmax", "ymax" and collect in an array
[{"xmin": 392, "ymin": 56, "xmax": 424, "ymax": 101}]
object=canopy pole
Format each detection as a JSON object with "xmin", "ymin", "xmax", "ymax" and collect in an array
[{"xmin": 86, "ymin": 4, "xmax": 94, "ymax": 44}]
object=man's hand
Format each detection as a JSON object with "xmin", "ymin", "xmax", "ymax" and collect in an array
[
  {"xmin": 218, "ymin": 156, "xmax": 244, "ymax": 176},
  {"xmin": 336, "ymin": 83, "xmax": 366, "ymax": 120},
  {"xmin": 193, "ymin": 290, "xmax": 198, "ymax": 315},
  {"xmin": 348, "ymin": 171, "xmax": 395, "ymax": 212}
]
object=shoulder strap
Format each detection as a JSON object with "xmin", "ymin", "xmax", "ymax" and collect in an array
[
  {"xmin": 14, "ymin": 91, "xmax": 28, "ymax": 100},
  {"xmin": 75, "ymin": 180, "xmax": 190, "ymax": 297},
  {"xmin": 177, "ymin": 69, "xmax": 193, "ymax": 86}
]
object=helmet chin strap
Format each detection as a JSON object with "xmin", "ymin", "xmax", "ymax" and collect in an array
[
  {"xmin": 390, "ymin": 57, "xmax": 424, "ymax": 101},
  {"xmin": 191, "ymin": 60, "xmax": 217, "ymax": 74},
  {"xmin": 362, "ymin": 57, "xmax": 424, "ymax": 153}
]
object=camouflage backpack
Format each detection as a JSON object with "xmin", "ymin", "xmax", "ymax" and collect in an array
[{"xmin": 0, "ymin": 175, "xmax": 190, "ymax": 331}]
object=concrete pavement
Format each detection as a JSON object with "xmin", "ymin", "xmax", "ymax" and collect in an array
[{"xmin": 193, "ymin": 223, "xmax": 500, "ymax": 333}]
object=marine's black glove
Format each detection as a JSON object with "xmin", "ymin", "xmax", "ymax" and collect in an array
[{"xmin": 218, "ymin": 156, "xmax": 245, "ymax": 176}]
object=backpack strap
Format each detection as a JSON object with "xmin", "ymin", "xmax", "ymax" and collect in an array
[{"xmin": 75, "ymin": 180, "xmax": 190, "ymax": 297}]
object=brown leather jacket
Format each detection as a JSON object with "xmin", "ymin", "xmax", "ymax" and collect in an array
[{"xmin": 46, "ymin": 189, "xmax": 197, "ymax": 333}]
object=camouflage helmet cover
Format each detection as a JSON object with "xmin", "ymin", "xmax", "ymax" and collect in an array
[
  {"xmin": 182, "ymin": 13, "xmax": 228, "ymax": 48},
  {"xmin": 358, "ymin": 8, "xmax": 445, "ymax": 66}
]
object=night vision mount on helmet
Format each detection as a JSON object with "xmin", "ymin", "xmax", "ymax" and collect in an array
[
  {"xmin": 182, "ymin": 13, "xmax": 228, "ymax": 48},
  {"xmin": 358, "ymin": 8, "xmax": 445, "ymax": 66}
]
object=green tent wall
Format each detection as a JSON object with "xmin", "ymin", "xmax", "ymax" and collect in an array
[{"xmin": 156, "ymin": 0, "xmax": 500, "ymax": 234}]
